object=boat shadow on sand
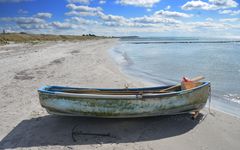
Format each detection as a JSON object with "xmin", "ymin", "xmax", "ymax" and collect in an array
[{"xmin": 0, "ymin": 113, "xmax": 206, "ymax": 149}]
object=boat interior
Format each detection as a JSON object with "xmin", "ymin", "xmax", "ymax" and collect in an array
[{"xmin": 43, "ymin": 82, "xmax": 204, "ymax": 95}]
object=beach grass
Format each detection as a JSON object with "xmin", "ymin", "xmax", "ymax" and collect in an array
[{"xmin": 0, "ymin": 33, "xmax": 108, "ymax": 44}]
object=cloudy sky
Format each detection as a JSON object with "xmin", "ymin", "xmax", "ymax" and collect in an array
[{"xmin": 0, "ymin": 0, "xmax": 239, "ymax": 37}]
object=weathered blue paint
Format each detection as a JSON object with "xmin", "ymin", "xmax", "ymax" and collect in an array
[{"xmin": 38, "ymin": 82, "xmax": 210, "ymax": 118}]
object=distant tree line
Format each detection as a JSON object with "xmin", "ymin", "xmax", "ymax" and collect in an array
[{"xmin": 82, "ymin": 34, "xmax": 96, "ymax": 37}]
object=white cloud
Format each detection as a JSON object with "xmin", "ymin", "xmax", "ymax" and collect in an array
[
  {"xmin": 34, "ymin": 13, "xmax": 52, "ymax": 19},
  {"xmin": 99, "ymin": 0, "xmax": 106, "ymax": 4},
  {"xmin": 51, "ymin": 22, "xmax": 74, "ymax": 29},
  {"xmin": 65, "ymin": 11, "xmax": 98, "ymax": 16},
  {"xmin": 165, "ymin": 5, "xmax": 171, "ymax": 10},
  {"xmin": 65, "ymin": 3, "xmax": 184, "ymax": 27},
  {"xmin": 0, "ymin": 12, "xmax": 54, "ymax": 30},
  {"xmin": 66, "ymin": 3, "xmax": 102, "ymax": 16},
  {"xmin": 70, "ymin": 17, "xmax": 98, "ymax": 25},
  {"xmin": 96, "ymin": 10, "xmax": 183, "ymax": 27},
  {"xmin": 209, "ymin": 0, "xmax": 238, "ymax": 8},
  {"xmin": 188, "ymin": 21, "xmax": 226, "ymax": 30},
  {"xmin": 0, "ymin": 0, "xmax": 31, "ymax": 3},
  {"xmin": 18, "ymin": 9, "xmax": 28, "ymax": 14},
  {"xmin": 147, "ymin": 8, "xmax": 152, "ymax": 12},
  {"xmin": 116, "ymin": 0, "xmax": 161, "ymax": 8},
  {"xmin": 206, "ymin": 17, "xmax": 214, "ymax": 21},
  {"xmin": 131, "ymin": 16, "xmax": 181, "ymax": 25},
  {"xmin": 219, "ymin": 18, "xmax": 240, "ymax": 22},
  {"xmin": 16, "ymin": 17, "xmax": 45, "ymax": 24},
  {"xmin": 67, "ymin": 0, "xmax": 90, "ymax": 4},
  {"xmin": 182, "ymin": 1, "xmax": 211, "ymax": 10},
  {"xmin": 219, "ymin": 9, "xmax": 240, "ymax": 15},
  {"xmin": 0, "ymin": 17, "xmax": 50, "ymax": 30},
  {"xmin": 18, "ymin": 23, "xmax": 50, "ymax": 30},
  {"xmin": 97, "ymin": 12, "xmax": 132, "ymax": 26},
  {"xmin": 66, "ymin": 4, "xmax": 102, "ymax": 12},
  {"xmin": 0, "ymin": 17, "xmax": 45, "ymax": 24},
  {"xmin": 154, "ymin": 10, "xmax": 193, "ymax": 18},
  {"xmin": 98, "ymin": 12, "xmax": 126, "ymax": 22},
  {"xmin": 182, "ymin": 0, "xmax": 238, "ymax": 10}
]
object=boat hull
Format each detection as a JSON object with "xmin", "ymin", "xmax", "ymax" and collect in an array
[{"xmin": 38, "ymin": 82, "xmax": 210, "ymax": 118}]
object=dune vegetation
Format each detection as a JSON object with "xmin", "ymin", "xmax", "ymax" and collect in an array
[{"xmin": 0, "ymin": 32, "xmax": 108, "ymax": 44}]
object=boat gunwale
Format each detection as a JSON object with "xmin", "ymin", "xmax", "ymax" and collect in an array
[{"xmin": 38, "ymin": 82, "xmax": 210, "ymax": 99}]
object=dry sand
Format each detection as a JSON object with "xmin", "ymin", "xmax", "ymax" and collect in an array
[{"xmin": 0, "ymin": 39, "xmax": 240, "ymax": 150}]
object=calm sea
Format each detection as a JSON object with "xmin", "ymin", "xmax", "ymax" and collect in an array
[{"xmin": 110, "ymin": 37, "xmax": 240, "ymax": 117}]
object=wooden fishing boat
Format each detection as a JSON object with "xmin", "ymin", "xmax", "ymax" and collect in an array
[{"xmin": 38, "ymin": 77, "xmax": 211, "ymax": 118}]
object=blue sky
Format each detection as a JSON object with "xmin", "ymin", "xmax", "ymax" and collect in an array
[{"xmin": 0, "ymin": 0, "xmax": 239, "ymax": 37}]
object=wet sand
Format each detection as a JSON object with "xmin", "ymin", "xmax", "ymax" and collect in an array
[{"xmin": 0, "ymin": 39, "xmax": 240, "ymax": 150}]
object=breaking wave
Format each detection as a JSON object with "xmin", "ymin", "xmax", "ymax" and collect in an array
[
  {"xmin": 224, "ymin": 94, "xmax": 240, "ymax": 104},
  {"xmin": 110, "ymin": 46, "xmax": 133, "ymax": 65}
]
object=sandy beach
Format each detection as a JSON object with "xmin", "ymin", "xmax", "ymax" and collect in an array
[{"xmin": 0, "ymin": 39, "xmax": 240, "ymax": 150}]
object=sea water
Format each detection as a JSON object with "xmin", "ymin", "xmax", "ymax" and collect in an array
[{"xmin": 110, "ymin": 37, "xmax": 240, "ymax": 117}]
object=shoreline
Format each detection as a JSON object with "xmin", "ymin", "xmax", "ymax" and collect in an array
[
  {"xmin": 0, "ymin": 39, "xmax": 240, "ymax": 149},
  {"xmin": 110, "ymin": 39, "xmax": 240, "ymax": 118}
]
